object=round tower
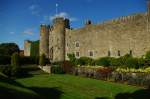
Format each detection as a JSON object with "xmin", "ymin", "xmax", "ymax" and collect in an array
[
  {"xmin": 51, "ymin": 17, "xmax": 66, "ymax": 62},
  {"xmin": 40, "ymin": 24, "xmax": 49, "ymax": 57}
]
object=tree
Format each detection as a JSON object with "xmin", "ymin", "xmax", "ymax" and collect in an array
[
  {"xmin": 0, "ymin": 43, "xmax": 20, "ymax": 56},
  {"xmin": 11, "ymin": 52, "xmax": 20, "ymax": 77}
]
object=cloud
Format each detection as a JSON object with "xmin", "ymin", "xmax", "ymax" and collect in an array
[
  {"xmin": 9, "ymin": 32, "xmax": 15, "ymax": 34},
  {"xmin": 50, "ymin": 12, "xmax": 78, "ymax": 22},
  {"xmin": 29, "ymin": 4, "xmax": 41, "ymax": 16},
  {"xmin": 23, "ymin": 28, "xmax": 34, "ymax": 35}
]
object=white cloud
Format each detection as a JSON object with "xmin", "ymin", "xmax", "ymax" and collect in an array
[
  {"xmin": 9, "ymin": 32, "xmax": 15, "ymax": 34},
  {"xmin": 23, "ymin": 28, "xmax": 34, "ymax": 35},
  {"xmin": 29, "ymin": 4, "xmax": 41, "ymax": 16},
  {"xmin": 50, "ymin": 12, "xmax": 78, "ymax": 22}
]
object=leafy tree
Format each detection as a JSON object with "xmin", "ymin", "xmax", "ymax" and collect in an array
[
  {"xmin": 0, "ymin": 43, "xmax": 20, "ymax": 56},
  {"xmin": 11, "ymin": 52, "xmax": 20, "ymax": 77}
]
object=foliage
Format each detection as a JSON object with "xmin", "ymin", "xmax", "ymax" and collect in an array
[
  {"xmin": 0, "ymin": 55, "xmax": 11, "ymax": 65},
  {"xmin": 11, "ymin": 52, "xmax": 21, "ymax": 77},
  {"xmin": 30, "ymin": 40, "xmax": 39, "ymax": 57},
  {"xmin": 20, "ymin": 56, "xmax": 39, "ymax": 65},
  {"xmin": 0, "ymin": 65, "xmax": 12, "ymax": 77},
  {"xmin": 95, "ymin": 57, "xmax": 111, "ymax": 66},
  {"xmin": 51, "ymin": 65, "xmax": 64, "ymax": 74},
  {"xmin": 95, "ymin": 67, "xmax": 113, "ymax": 80},
  {"xmin": 0, "ymin": 43, "xmax": 20, "ymax": 56},
  {"xmin": 77, "ymin": 57, "xmax": 95, "ymax": 66},
  {"xmin": 67, "ymin": 53, "xmax": 77, "ymax": 65},
  {"xmin": 60, "ymin": 61, "xmax": 74, "ymax": 74},
  {"xmin": 145, "ymin": 50, "xmax": 150, "ymax": 60},
  {"xmin": 39, "ymin": 54, "xmax": 47, "ymax": 66}
]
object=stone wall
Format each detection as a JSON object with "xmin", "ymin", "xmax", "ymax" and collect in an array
[{"xmin": 65, "ymin": 13, "xmax": 150, "ymax": 59}]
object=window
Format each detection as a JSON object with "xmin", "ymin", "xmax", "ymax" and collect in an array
[
  {"xmin": 108, "ymin": 50, "xmax": 111, "ymax": 56},
  {"xmin": 118, "ymin": 50, "xmax": 120, "ymax": 56},
  {"xmin": 75, "ymin": 52, "xmax": 80, "ymax": 57},
  {"xmin": 130, "ymin": 50, "xmax": 132, "ymax": 55},
  {"xmin": 75, "ymin": 42, "xmax": 79, "ymax": 47},
  {"xmin": 89, "ymin": 51, "xmax": 94, "ymax": 57}
]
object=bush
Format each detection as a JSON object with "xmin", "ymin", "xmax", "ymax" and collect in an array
[
  {"xmin": 20, "ymin": 56, "xmax": 39, "ymax": 65},
  {"xmin": 67, "ymin": 53, "xmax": 77, "ymax": 65},
  {"xmin": 39, "ymin": 54, "xmax": 47, "ymax": 66},
  {"xmin": 0, "ymin": 65, "xmax": 12, "ymax": 77},
  {"xmin": 95, "ymin": 57, "xmax": 111, "ymax": 66},
  {"xmin": 110, "ymin": 57, "xmax": 121, "ymax": 66},
  {"xmin": 125, "ymin": 57, "xmax": 139, "ymax": 69},
  {"xmin": 11, "ymin": 52, "xmax": 21, "ymax": 77},
  {"xmin": 145, "ymin": 51, "xmax": 150, "ymax": 60},
  {"xmin": 77, "ymin": 57, "xmax": 95, "ymax": 66},
  {"xmin": 51, "ymin": 65, "xmax": 64, "ymax": 74},
  {"xmin": 96, "ymin": 67, "xmax": 113, "ymax": 80},
  {"xmin": 0, "ymin": 55, "xmax": 11, "ymax": 65},
  {"xmin": 61, "ymin": 61, "xmax": 74, "ymax": 74}
]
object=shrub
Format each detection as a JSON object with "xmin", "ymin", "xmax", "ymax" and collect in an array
[
  {"xmin": 77, "ymin": 57, "xmax": 95, "ymax": 66},
  {"xmin": 61, "ymin": 61, "xmax": 75, "ymax": 74},
  {"xmin": 39, "ymin": 54, "xmax": 47, "ymax": 66},
  {"xmin": 125, "ymin": 57, "xmax": 139, "ymax": 69},
  {"xmin": 110, "ymin": 57, "xmax": 121, "ymax": 66},
  {"xmin": 0, "ymin": 65, "xmax": 12, "ymax": 77},
  {"xmin": 95, "ymin": 57, "xmax": 111, "ymax": 66},
  {"xmin": 145, "ymin": 51, "xmax": 150, "ymax": 60},
  {"xmin": 51, "ymin": 65, "xmax": 64, "ymax": 74},
  {"xmin": 67, "ymin": 53, "xmax": 77, "ymax": 65},
  {"xmin": 0, "ymin": 55, "xmax": 11, "ymax": 65},
  {"xmin": 20, "ymin": 56, "xmax": 39, "ymax": 65},
  {"xmin": 96, "ymin": 67, "xmax": 113, "ymax": 80},
  {"xmin": 11, "ymin": 52, "xmax": 21, "ymax": 77}
]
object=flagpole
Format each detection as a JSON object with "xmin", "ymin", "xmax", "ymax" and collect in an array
[{"xmin": 56, "ymin": 3, "xmax": 58, "ymax": 17}]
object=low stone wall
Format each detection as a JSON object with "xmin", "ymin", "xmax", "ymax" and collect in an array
[
  {"xmin": 72, "ymin": 66, "xmax": 150, "ymax": 87},
  {"xmin": 39, "ymin": 65, "xmax": 51, "ymax": 73}
]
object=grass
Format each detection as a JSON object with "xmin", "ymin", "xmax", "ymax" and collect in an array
[{"xmin": 0, "ymin": 65, "xmax": 150, "ymax": 99}]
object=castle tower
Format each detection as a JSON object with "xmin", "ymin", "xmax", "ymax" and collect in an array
[
  {"xmin": 40, "ymin": 24, "xmax": 49, "ymax": 57},
  {"xmin": 24, "ymin": 40, "xmax": 32, "ymax": 56},
  {"xmin": 50, "ymin": 17, "xmax": 66, "ymax": 62},
  {"xmin": 147, "ymin": 1, "xmax": 150, "ymax": 32}
]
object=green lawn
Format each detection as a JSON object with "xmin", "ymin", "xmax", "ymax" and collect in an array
[{"xmin": 0, "ymin": 66, "xmax": 149, "ymax": 99}]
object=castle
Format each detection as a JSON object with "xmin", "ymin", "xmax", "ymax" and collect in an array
[{"xmin": 24, "ymin": 2, "xmax": 150, "ymax": 62}]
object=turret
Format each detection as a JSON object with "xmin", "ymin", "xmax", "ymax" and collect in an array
[
  {"xmin": 50, "ymin": 17, "xmax": 67, "ymax": 62},
  {"xmin": 40, "ymin": 24, "xmax": 49, "ymax": 58},
  {"xmin": 24, "ymin": 40, "xmax": 32, "ymax": 56}
]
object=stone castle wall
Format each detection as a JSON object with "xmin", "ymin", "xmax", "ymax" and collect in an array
[
  {"xmin": 65, "ymin": 13, "xmax": 150, "ymax": 59},
  {"xmin": 39, "ymin": 2, "xmax": 150, "ymax": 62}
]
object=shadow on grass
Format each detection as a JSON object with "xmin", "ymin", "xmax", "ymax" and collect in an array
[
  {"xmin": 0, "ymin": 66, "xmax": 64, "ymax": 99},
  {"xmin": 29, "ymin": 87, "xmax": 63, "ymax": 99},
  {"xmin": 0, "ymin": 86, "xmax": 63, "ymax": 99},
  {"xmin": 115, "ymin": 88, "xmax": 150, "ymax": 99},
  {"xmin": 95, "ymin": 88, "xmax": 150, "ymax": 99}
]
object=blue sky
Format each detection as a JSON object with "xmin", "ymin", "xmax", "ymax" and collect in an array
[{"xmin": 0, "ymin": 0, "xmax": 147, "ymax": 49}]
